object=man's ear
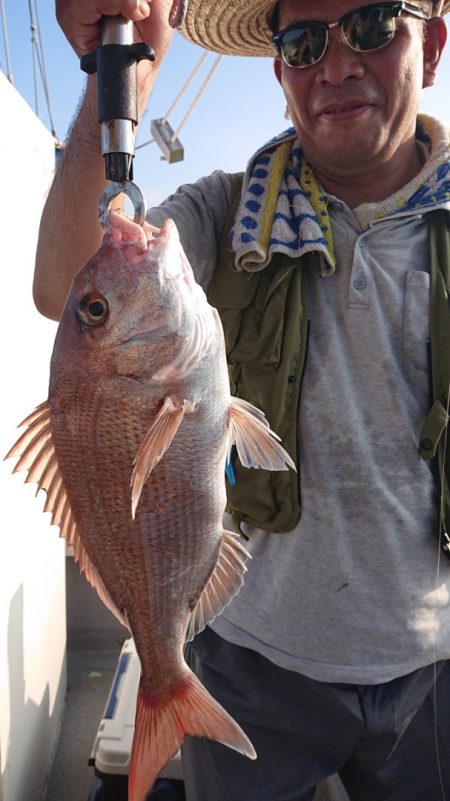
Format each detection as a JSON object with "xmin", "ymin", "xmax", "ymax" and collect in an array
[
  {"xmin": 273, "ymin": 55, "xmax": 283, "ymax": 85},
  {"xmin": 423, "ymin": 17, "xmax": 447, "ymax": 88}
]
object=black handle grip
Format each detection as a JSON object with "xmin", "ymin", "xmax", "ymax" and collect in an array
[{"xmin": 81, "ymin": 42, "xmax": 155, "ymax": 124}]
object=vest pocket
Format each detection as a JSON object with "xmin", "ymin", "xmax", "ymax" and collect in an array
[{"xmin": 227, "ymin": 266, "xmax": 294, "ymax": 370}]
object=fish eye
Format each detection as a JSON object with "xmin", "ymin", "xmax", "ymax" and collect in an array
[{"xmin": 78, "ymin": 293, "xmax": 109, "ymax": 327}]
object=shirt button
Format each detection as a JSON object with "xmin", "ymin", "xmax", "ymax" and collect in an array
[
  {"xmin": 353, "ymin": 276, "xmax": 367, "ymax": 291},
  {"xmin": 359, "ymin": 239, "xmax": 366, "ymax": 249}
]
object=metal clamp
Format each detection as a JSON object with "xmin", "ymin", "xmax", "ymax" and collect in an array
[{"xmin": 98, "ymin": 180, "xmax": 147, "ymax": 230}]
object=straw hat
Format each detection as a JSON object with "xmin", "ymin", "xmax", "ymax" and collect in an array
[{"xmin": 177, "ymin": 0, "xmax": 450, "ymax": 57}]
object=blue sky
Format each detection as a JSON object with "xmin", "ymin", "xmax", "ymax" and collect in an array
[{"xmin": 1, "ymin": 2, "xmax": 449, "ymax": 208}]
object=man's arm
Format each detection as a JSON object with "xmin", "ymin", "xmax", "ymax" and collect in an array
[
  {"xmin": 34, "ymin": 0, "xmax": 174, "ymax": 321},
  {"xmin": 34, "ymin": 77, "xmax": 108, "ymax": 320}
]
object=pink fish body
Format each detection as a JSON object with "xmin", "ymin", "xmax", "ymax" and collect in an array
[{"xmin": 6, "ymin": 212, "xmax": 295, "ymax": 801}]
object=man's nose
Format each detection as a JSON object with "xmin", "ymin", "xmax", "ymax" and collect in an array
[{"xmin": 316, "ymin": 28, "xmax": 366, "ymax": 84}]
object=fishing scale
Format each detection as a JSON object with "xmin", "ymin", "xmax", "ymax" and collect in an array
[{"xmin": 80, "ymin": 16, "xmax": 155, "ymax": 228}]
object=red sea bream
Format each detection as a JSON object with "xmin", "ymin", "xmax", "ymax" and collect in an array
[{"xmin": 6, "ymin": 211, "xmax": 295, "ymax": 801}]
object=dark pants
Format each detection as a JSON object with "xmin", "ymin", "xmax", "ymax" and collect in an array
[{"xmin": 182, "ymin": 627, "xmax": 450, "ymax": 801}]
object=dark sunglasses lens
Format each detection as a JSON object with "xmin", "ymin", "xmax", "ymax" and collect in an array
[
  {"xmin": 280, "ymin": 24, "xmax": 327, "ymax": 66},
  {"xmin": 343, "ymin": 6, "xmax": 396, "ymax": 51}
]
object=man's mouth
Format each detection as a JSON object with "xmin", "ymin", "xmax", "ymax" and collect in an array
[{"xmin": 319, "ymin": 102, "xmax": 372, "ymax": 117}]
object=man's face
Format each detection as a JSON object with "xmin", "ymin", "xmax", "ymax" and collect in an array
[{"xmin": 273, "ymin": 0, "xmax": 446, "ymax": 184}]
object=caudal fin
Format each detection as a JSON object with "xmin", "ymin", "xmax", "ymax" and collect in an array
[{"xmin": 129, "ymin": 669, "xmax": 256, "ymax": 801}]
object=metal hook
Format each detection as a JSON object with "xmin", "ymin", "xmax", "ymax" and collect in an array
[{"xmin": 98, "ymin": 180, "xmax": 147, "ymax": 230}]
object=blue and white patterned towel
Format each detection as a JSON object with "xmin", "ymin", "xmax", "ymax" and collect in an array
[{"xmin": 231, "ymin": 114, "xmax": 450, "ymax": 275}]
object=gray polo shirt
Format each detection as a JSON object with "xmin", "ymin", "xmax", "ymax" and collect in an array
[{"xmin": 149, "ymin": 166, "xmax": 450, "ymax": 684}]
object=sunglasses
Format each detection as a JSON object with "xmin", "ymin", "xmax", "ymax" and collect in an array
[{"xmin": 271, "ymin": 1, "xmax": 430, "ymax": 68}]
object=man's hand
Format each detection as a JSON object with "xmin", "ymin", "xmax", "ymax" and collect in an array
[{"xmin": 55, "ymin": 0, "xmax": 174, "ymax": 59}]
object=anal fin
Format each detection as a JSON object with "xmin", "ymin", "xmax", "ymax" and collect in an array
[{"xmin": 186, "ymin": 531, "xmax": 250, "ymax": 642}]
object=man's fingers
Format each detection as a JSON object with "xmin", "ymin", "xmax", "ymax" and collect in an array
[{"xmin": 55, "ymin": 0, "xmax": 153, "ymax": 55}]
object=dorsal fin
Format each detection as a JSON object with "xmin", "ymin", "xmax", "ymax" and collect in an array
[
  {"xmin": 186, "ymin": 531, "xmax": 250, "ymax": 642},
  {"xmin": 5, "ymin": 402, "xmax": 128, "ymax": 629}
]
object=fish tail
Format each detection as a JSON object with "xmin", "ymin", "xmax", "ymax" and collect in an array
[{"xmin": 128, "ymin": 669, "xmax": 256, "ymax": 801}]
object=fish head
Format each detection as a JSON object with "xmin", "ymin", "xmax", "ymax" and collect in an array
[{"xmin": 52, "ymin": 212, "xmax": 218, "ymax": 386}]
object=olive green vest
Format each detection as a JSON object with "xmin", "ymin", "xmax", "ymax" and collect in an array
[{"xmin": 207, "ymin": 173, "xmax": 450, "ymax": 553}]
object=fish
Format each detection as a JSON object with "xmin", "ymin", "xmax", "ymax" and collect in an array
[{"xmin": 5, "ymin": 210, "xmax": 295, "ymax": 801}]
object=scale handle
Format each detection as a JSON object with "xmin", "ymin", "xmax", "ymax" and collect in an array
[{"xmin": 80, "ymin": 16, "xmax": 155, "ymax": 182}]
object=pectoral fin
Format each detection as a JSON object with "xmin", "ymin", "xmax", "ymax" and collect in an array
[
  {"xmin": 131, "ymin": 396, "xmax": 196, "ymax": 518},
  {"xmin": 5, "ymin": 402, "xmax": 128, "ymax": 629},
  {"xmin": 227, "ymin": 397, "xmax": 296, "ymax": 472}
]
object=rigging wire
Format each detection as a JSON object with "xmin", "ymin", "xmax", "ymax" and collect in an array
[
  {"xmin": 30, "ymin": 14, "xmax": 40, "ymax": 115},
  {"xmin": 162, "ymin": 49, "xmax": 208, "ymax": 125},
  {"xmin": 0, "ymin": 0, "xmax": 13, "ymax": 82},
  {"xmin": 171, "ymin": 53, "xmax": 222, "ymax": 143},
  {"xmin": 136, "ymin": 51, "xmax": 223, "ymax": 152},
  {"xmin": 27, "ymin": 0, "xmax": 60, "ymax": 142}
]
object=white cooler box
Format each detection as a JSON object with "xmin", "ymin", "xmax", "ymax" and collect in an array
[{"xmin": 89, "ymin": 638, "xmax": 184, "ymax": 801}]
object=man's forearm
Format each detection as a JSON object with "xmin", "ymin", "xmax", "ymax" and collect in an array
[{"xmin": 34, "ymin": 77, "xmax": 109, "ymax": 320}]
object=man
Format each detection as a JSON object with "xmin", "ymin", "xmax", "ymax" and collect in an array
[{"xmin": 35, "ymin": 1, "xmax": 450, "ymax": 799}]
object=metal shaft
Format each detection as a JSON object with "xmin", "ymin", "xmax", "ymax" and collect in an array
[
  {"xmin": 80, "ymin": 14, "xmax": 155, "ymax": 226},
  {"xmin": 100, "ymin": 15, "xmax": 136, "ymax": 182}
]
